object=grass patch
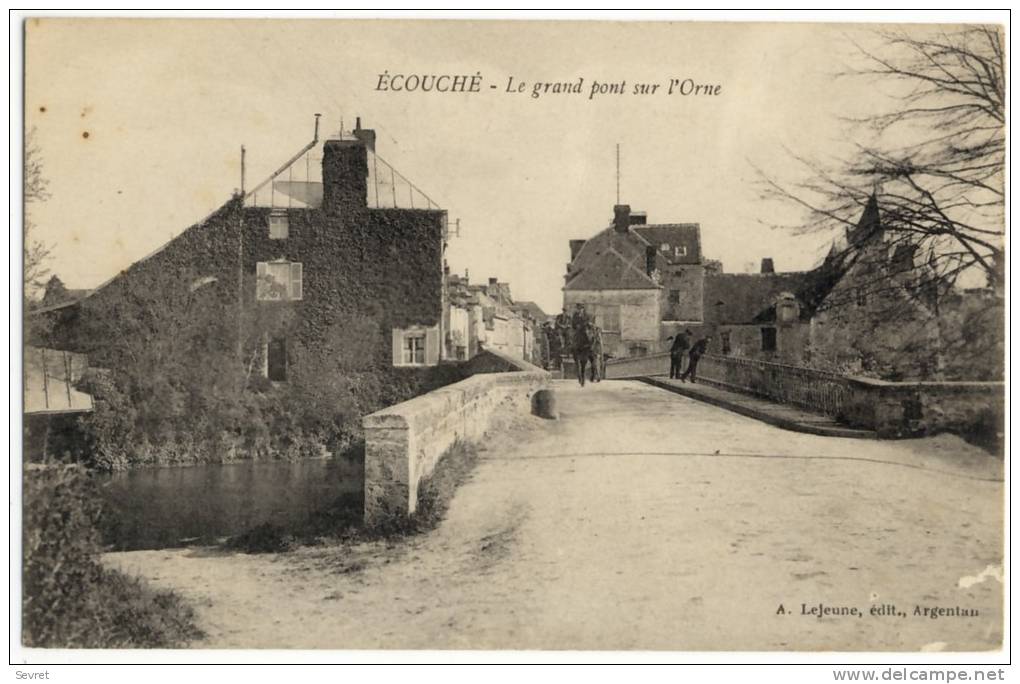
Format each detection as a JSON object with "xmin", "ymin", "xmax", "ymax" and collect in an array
[
  {"xmin": 23, "ymin": 465, "xmax": 203, "ymax": 648},
  {"xmin": 223, "ymin": 439, "xmax": 481, "ymax": 552},
  {"xmin": 365, "ymin": 440, "xmax": 480, "ymax": 539}
]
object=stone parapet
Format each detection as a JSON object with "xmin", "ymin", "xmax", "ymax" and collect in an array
[{"xmin": 363, "ymin": 355, "xmax": 548, "ymax": 523}]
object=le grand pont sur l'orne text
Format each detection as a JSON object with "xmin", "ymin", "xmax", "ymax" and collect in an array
[{"xmin": 375, "ymin": 72, "xmax": 723, "ymax": 99}]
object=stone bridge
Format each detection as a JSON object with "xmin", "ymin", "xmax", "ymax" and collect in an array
[
  {"xmin": 365, "ymin": 350, "xmax": 1003, "ymax": 525},
  {"xmin": 124, "ymin": 376, "xmax": 1004, "ymax": 649}
]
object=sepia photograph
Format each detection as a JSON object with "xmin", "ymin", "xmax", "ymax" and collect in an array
[{"xmin": 12, "ymin": 11, "xmax": 1007, "ymax": 664}]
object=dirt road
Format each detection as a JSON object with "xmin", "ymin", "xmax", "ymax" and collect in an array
[{"xmin": 106, "ymin": 380, "xmax": 1004, "ymax": 650}]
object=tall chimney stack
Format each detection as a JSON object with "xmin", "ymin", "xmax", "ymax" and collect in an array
[
  {"xmin": 353, "ymin": 116, "xmax": 376, "ymax": 152},
  {"xmin": 613, "ymin": 205, "xmax": 631, "ymax": 233},
  {"xmin": 322, "ymin": 138, "xmax": 369, "ymax": 215}
]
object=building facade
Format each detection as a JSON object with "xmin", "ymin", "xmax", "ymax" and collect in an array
[
  {"xmin": 41, "ymin": 120, "xmax": 449, "ymax": 383},
  {"xmin": 444, "ymin": 271, "xmax": 540, "ymax": 364},
  {"xmin": 562, "ymin": 204, "xmax": 703, "ymax": 359}
]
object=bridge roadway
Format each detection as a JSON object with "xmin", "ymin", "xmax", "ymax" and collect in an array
[{"xmin": 106, "ymin": 379, "xmax": 1003, "ymax": 651}]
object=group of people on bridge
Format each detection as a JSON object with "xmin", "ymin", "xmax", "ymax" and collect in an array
[
  {"xmin": 540, "ymin": 304, "xmax": 605, "ymax": 386},
  {"xmin": 537, "ymin": 304, "xmax": 714, "ymax": 387},
  {"xmin": 666, "ymin": 329, "xmax": 712, "ymax": 383}
]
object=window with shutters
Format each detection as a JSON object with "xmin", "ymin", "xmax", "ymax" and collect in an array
[
  {"xmin": 256, "ymin": 260, "xmax": 303, "ymax": 301},
  {"xmin": 268, "ymin": 212, "xmax": 289, "ymax": 239},
  {"xmin": 392, "ymin": 325, "xmax": 441, "ymax": 367}
]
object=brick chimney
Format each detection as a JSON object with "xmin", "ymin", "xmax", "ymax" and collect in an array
[
  {"xmin": 613, "ymin": 205, "xmax": 631, "ymax": 233},
  {"xmin": 760, "ymin": 258, "xmax": 775, "ymax": 274},
  {"xmin": 322, "ymin": 136, "xmax": 369, "ymax": 216},
  {"xmin": 352, "ymin": 116, "xmax": 376, "ymax": 152}
]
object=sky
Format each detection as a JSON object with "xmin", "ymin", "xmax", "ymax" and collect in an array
[{"xmin": 23, "ymin": 18, "xmax": 955, "ymax": 313}]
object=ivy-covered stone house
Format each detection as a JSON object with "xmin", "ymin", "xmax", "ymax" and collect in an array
[
  {"xmin": 43, "ymin": 119, "xmax": 447, "ymax": 374},
  {"xmin": 32, "ymin": 119, "xmax": 458, "ymax": 464}
]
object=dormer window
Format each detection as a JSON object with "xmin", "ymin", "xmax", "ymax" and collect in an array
[
  {"xmin": 776, "ymin": 293, "xmax": 800, "ymax": 324},
  {"xmin": 269, "ymin": 212, "xmax": 289, "ymax": 239}
]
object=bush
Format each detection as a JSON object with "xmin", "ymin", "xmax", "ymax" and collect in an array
[
  {"xmin": 22, "ymin": 465, "xmax": 202, "ymax": 647},
  {"xmin": 224, "ymin": 522, "xmax": 292, "ymax": 554}
]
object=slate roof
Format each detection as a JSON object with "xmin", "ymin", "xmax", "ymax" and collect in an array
[
  {"xmin": 563, "ymin": 226, "xmax": 661, "ymax": 291},
  {"xmin": 704, "ymin": 262, "xmax": 845, "ymax": 326},
  {"xmin": 631, "ymin": 224, "xmax": 701, "ymax": 265}
]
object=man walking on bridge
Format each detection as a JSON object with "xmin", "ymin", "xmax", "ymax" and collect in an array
[
  {"xmin": 680, "ymin": 335, "xmax": 711, "ymax": 383},
  {"xmin": 668, "ymin": 329, "xmax": 690, "ymax": 379}
]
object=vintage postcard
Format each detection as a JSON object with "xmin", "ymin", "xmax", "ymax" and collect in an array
[{"xmin": 16, "ymin": 15, "xmax": 1006, "ymax": 658}]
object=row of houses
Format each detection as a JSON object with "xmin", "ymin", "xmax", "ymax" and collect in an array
[
  {"xmin": 562, "ymin": 200, "xmax": 1002, "ymax": 381},
  {"xmin": 443, "ymin": 271, "xmax": 547, "ymax": 365}
]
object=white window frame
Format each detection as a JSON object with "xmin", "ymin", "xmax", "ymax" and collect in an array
[
  {"xmin": 256, "ymin": 260, "xmax": 303, "ymax": 301},
  {"xmin": 269, "ymin": 212, "xmax": 289, "ymax": 240},
  {"xmin": 403, "ymin": 333, "xmax": 427, "ymax": 366}
]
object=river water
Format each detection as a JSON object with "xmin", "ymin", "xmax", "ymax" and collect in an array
[{"xmin": 96, "ymin": 457, "xmax": 362, "ymax": 551}]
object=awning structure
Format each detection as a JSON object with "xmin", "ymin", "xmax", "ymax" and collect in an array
[{"xmin": 24, "ymin": 347, "xmax": 94, "ymax": 415}]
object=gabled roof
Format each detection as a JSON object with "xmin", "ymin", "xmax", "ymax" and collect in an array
[
  {"xmin": 631, "ymin": 224, "xmax": 701, "ymax": 265},
  {"xmin": 564, "ymin": 229, "xmax": 661, "ymax": 291},
  {"xmin": 564, "ymin": 226, "xmax": 662, "ymax": 291}
]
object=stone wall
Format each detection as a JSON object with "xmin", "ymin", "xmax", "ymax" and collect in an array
[
  {"xmin": 840, "ymin": 377, "xmax": 1004, "ymax": 440},
  {"xmin": 603, "ymin": 351, "xmax": 1003, "ymax": 441},
  {"xmin": 721, "ymin": 324, "xmax": 810, "ymax": 365},
  {"xmin": 660, "ymin": 264, "xmax": 705, "ymax": 323},
  {"xmin": 363, "ymin": 350, "xmax": 549, "ymax": 523}
]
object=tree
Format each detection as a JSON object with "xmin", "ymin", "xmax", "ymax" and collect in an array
[
  {"xmin": 761, "ymin": 25, "xmax": 1004, "ymax": 295},
  {"xmin": 24, "ymin": 128, "xmax": 52, "ymax": 300}
]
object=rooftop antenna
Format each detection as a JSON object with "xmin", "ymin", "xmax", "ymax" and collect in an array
[{"xmin": 616, "ymin": 143, "xmax": 620, "ymax": 204}]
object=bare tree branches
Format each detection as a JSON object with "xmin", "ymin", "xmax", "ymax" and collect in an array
[{"xmin": 761, "ymin": 25, "xmax": 1005, "ymax": 293}]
